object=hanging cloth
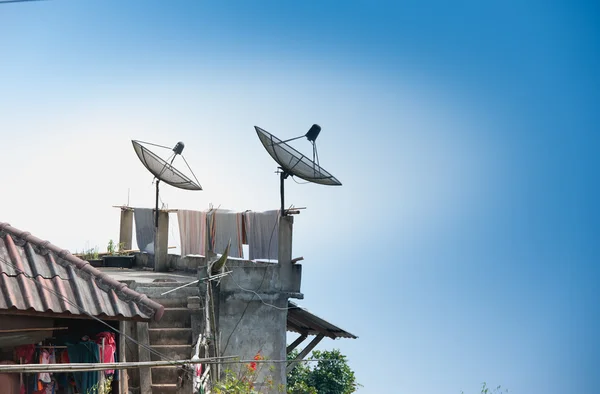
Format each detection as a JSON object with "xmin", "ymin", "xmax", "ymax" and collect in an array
[
  {"xmin": 177, "ymin": 210, "xmax": 207, "ymax": 257},
  {"xmin": 207, "ymin": 209, "xmax": 243, "ymax": 258},
  {"xmin": 134, "ymin": 208, "xmax": 156, "ymax": 253},
  {"xmin": 244, "ymin": 210, "xmax": 280, "ymax": 260},
  {"xmin": 95, "ymin": 332, "xmax": 116, "ymax": 376},
  {"xmin": 38, "ymin": 349, "xmax": 52, "ymax": 383},
  {"xmin": 67, "ymin": 341, "xmax": 100, "ymax": 394},
  {"xmin": 14, "ymin": 344, "xmax": 35, "ymax": 364}
]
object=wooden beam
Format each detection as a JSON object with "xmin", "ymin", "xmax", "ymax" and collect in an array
[
  {"xmin": 286, "ymin": 334, "xmax": 324, "ymax": 374},
  {"xmin": 0, "ymin": 327, "xmax": 67, "ymax": 334},
  {"xmin": 119, "ymin": 321, "xmax": 129, "ymax": 394},
  {"xmin": 136, "ymin": 321, "xmax": 152, "ymax": 394},
  {"xmin": 286, "ymin": 320, "xmax": 309, "ymax": 335},
  {"xmin": 0, "ymin": 309, "xmax": 148, "ymax": 322},
  {"xmin": 286, "ymin": 334, "xmax": 308, "ymax": 354}
]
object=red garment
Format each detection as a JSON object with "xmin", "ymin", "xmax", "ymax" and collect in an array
[
  {"xmin": 95, "ymin": 332, "xmax": 116, "ymax": 375},
  {"xmin": 14, "ymin": 345, "xmax": 35, "ymax": 364},
  {"xmin": 60, "ymin": 350, "xmax": 69, "ymax": 364}
]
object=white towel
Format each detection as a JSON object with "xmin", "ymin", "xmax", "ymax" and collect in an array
[
  {"xmin": 177, "ymin": 210, "xmax": 207, "ymax": 257},
  {"xmin": 245, "ymin": 210, "xmax": 279, "ymax": 260}
]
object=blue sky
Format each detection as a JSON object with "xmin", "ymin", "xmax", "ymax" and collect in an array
[{"xmin": 1, "ymin": 1, "xmax": 598, "ymax": 393}]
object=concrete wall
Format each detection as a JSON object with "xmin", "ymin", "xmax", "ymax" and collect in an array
[{"xmin": 198, "ymin": 259, "xmax": 302, "ymax": 393}]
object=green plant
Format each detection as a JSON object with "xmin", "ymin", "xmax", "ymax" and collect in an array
[
  {"xmin": 107, "ymin": 239, "xmax": 117, "ymax": 255},
  {"xmin": 213, "ymin": 352, "xmax": 279, "ymax": 394},
  {"xmin": 287, "ymin": 349, "xmax": 358, "ymax": 394},
  {"xmin": 107, "ymin": 240, "xmax": 127, "ymax": 256},
  {"xmin": 462, "ymin": 382, "xmax": 508, "ymax": 394},
  {"xmin": 81, "ymin": 246, "xmax": 99, "ymax": 260}
]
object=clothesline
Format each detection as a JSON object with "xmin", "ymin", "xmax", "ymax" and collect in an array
[
  {"xmin": 112, "ymin": 205, "xmax": 306, "ymax": 212},
  {"xmin": 115, "ymin": 206, "xmax": 288, "ymax": 260}
]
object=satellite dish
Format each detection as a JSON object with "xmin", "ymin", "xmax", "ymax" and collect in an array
[
  {"xmin": 133, "ymin": 141, "xmax": 202, "ymax": 191},
  {"xmin": 132, "ymin": 140, "xmax": 202, "ymax": 231},
  {"xmin": 255, "ymin": 125, "xmax": 341, "ymax": 215}
]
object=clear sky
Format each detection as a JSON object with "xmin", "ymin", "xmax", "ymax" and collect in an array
[{"xmin": 1, "ymin": 1, "xmax": 598, "ymax": 393}]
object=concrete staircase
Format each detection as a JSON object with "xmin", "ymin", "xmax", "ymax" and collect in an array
[{"xmin": 135, "ymin": 282, "xmax": 199, "ymax": 394}]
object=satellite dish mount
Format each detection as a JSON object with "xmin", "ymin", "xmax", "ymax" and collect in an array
[{"xmin": 132, "ymin": 139, "xmax": 202, "ymax": 270}]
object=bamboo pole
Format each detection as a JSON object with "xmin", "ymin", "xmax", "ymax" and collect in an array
[
  {"xmin": 0, "ymin": 327, "xmax": 68, "ymax": 334},
  {"xmin": 0, "ymin": 357, "xmax": 238, "ymax": 373}
]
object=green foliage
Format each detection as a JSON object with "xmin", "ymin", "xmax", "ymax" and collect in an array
[
  {"xmin": 287, "ymin": 350, "xmax": 317, "ymax": 394},
  {"xmin": 213, "ymin": 353, "xmax": 279, "ymax": 394},
  {"xmin": 462, "ymin": 382, "xmax": 508, "ymax": 394},
  {"xmin": 287, "ymin": 349, "xmax": 358, "ymax": 394},
  {"xmin": 106, "ymin": 239, "xmax": 127, "ymax": 255},
  {"xmin": 107, "ymin": 239, "xmax": 117, "ymax": 255},
  {"xmin": 213, "ymin": 369, "xmax": 261, "ymax": 394},
  {"xmin": 80, "ymin": 246, "xmax": 99, "ymax": 260}
]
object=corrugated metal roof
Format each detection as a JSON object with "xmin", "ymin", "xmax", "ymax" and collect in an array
[
  {"xmin": 0, "ymin": 222, "xmax": 164, "ymax": 321},
  {"xmin": 287, "ymin": 301, "xmax": 357, "ymax": 339}
]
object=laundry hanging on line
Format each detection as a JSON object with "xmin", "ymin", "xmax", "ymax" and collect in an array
[
  {"xmin": 244, "ymin": 210, "xmax": 280, "ymax": 260},
  {"xmin": 177, "ymin": 210, "xmax": 207, "ymax": 257},
  {"xmin": 134, "ymin": 208, "xmax": 155, "ymax": 254},
  {"xmin": 207, "ymin": 209, "xmax": 244, "ymax": 258}
]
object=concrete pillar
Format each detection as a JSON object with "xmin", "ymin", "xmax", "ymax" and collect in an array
[
  {"xmin": 154, "ymin": 210, "xmax": 169, "ymax": 272},
  {"xmin": 278, "ymin": 215, "xmax": 294, "ymax": 291},
  {"xmin": 119, "ymin": 208, "xmax": 133, "ymax": 251}
]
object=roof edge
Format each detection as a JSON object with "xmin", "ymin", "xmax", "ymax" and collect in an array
[{"xmin": 0, "ymin": 222, "xmax": 164, "ymax": 321}]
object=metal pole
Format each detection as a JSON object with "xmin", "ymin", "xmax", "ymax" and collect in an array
[
  {"xmin": 155, "ymin": 180, "xmax": 160, "ymax": 228},
  {"xmin": 280, "ymin": 170, "xmax": 286, "ymax": 216}
]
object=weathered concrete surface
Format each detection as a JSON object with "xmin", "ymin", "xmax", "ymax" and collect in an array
[
  {"xmin": 154, "ymin": 211, "xmax": 170, "ymax": 272},
  {"xmin": 119, "ymin": 209, "xmax": 134, "ymax": 251},
  {"xmin": 198, "ymin": 258, "xmax": 303, "ymax": 393}
]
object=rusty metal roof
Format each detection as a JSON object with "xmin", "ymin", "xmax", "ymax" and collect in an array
[
  {"xmin": 287, "ymin": 301, "xmax": 357, "ymax": 339},
  {"xmin": 0, "ymin": 222, "xmax": 164, "ymax": 322}
]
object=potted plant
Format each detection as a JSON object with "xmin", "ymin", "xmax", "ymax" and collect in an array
[
  {"xmin": 79, "ymin": 246, "xmax": 103, "ymax": 267},
  {"xmin": 102, "ymin": 239, "xmax": 135, "ymax": 269}
]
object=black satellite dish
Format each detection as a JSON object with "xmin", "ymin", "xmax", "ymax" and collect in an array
[
  {"xmin": 132, "ymin": 140, "xmax": 202, "ymax": 229},
  {"xmin": 255, "ymin": 125, "xmax": 341, "ymax": 215}
]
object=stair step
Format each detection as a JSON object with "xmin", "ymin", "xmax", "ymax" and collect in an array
[
  {"xmin": 135, "ymin": 284, "xmax": 199, "ymax": 308},
  {"xmin": 152, "ymin": 383, "xmax": 178, "ymax": 394},
  {"xmin": 150, "ymin": 344, "xmax": 192, "ymax": 361},
  {"xmin": 149, "ymin": 307, "xmax": 191, "ymax": 328},
  {"xmin": 149, "ymin": 327, "xmax": 193, "ymax": 345},
  {"xmin": 151, "ymin": 365, "xmax": 180, "ymax": 385}
]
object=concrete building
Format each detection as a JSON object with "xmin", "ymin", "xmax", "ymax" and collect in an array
[{"xmin": 76, "ymin": 207, "xmax": 356, "ymax": 393}]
